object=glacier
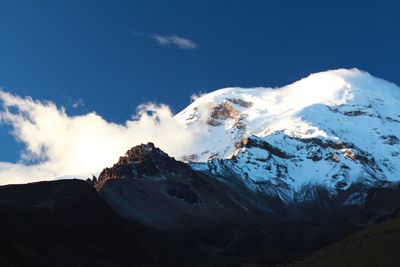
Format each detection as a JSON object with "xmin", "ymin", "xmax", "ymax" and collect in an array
[{"xmin": 175, "ymin": 68, "xmax": 400, "ymax": 202}]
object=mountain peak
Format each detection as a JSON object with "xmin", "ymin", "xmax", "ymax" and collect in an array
[
  {"xmin": 177, "ymin": 69, "xmax": 399, "ymax": 123},
  {"xmin": 175, "ymin": 69, "xmax": 400, "ymax": 200},
  {"xmin": 118, "ymin": 142, "xmax": 164, "ymax": 164},
  {"xmin": 97, "ymin": 142, "xmax": 185, "ymax": 185}
]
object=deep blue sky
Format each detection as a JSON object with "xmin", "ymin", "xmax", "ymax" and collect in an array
[{"xmin": 1, "ymin": 0, "xmax": 400, "ymax": 161}]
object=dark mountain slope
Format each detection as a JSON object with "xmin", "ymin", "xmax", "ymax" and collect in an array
[
  {"xmin": 0, "ymin": 179, "xmax": 155, "ymax": 267},
  {"xmin": 1, "ymin": 143, "xmax": 400, "ymax": 266},
  {"xmin": 0, "ymin": 178, "xmax": 357, "ymax": 267},
  {"xmin": 95, "ymin": 142, "xmax": 279, "ymax": 230},
  {"xmin": 296, "ymin": 215, "xmax": 400, "ymax": 267}
]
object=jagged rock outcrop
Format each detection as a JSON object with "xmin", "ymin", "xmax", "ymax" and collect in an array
[
  {"xmin": 97, "ymin": 142, "xmax": 187, "ymax": 184},
  {"xmin": 95, "ymin": 143, "xmax": 275, "ymax": 230}
]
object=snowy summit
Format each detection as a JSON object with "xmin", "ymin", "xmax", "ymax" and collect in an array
[{"xmin": 176, "ymin": 69, "xmax": 400, "ymax": 202}]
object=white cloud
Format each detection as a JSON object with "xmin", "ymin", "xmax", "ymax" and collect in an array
[
  {"xmin": 131, "ymin": 31, "xmax": 198, "ymax": 49},
  {"xmin": 0, "ymin": 90, "xmax": 205, "ymax": 185},
  {"xmin": 150, "ymin": 34, "xmax": 198, "ymax": 49}
]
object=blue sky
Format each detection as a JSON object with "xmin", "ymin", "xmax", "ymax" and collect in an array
[{"xmin": 0, "ymin": 0, "xmax": 400, "ymax": 163}]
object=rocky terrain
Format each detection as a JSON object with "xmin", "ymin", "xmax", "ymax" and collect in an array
[
  {"xmin": 95, "ymin": 142, "xmax": 273, "ymax": 230},
  {"xmin": 91, "ymin": 142, "xmax": 400, "ymax": 265},
  {"xmin": 95, "ymin": 142, "xmax": 400, "ymax": 229}
]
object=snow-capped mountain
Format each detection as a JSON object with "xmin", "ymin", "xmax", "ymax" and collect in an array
[
  {"xmin": 175, "ymin": 69, "xmax": 400, "ymax": 202},
  {"xmin": 5, "ymin": 69, "xmax": 399, "ymax": 266}
]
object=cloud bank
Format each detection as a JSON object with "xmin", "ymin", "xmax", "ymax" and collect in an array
[{"xmin": 0, "ymin": 90, "xmax": 204, "ymax": 185}]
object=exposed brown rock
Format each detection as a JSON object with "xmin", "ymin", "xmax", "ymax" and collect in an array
[
  {"xmin": 239, "ymin": 136, "xmax": 293, "ymax": 159},
  {"xmin": 96, "ymin": 142, "xmax": 186, "ymax": 187},
  {"xmin": 326, "ymin": 153, "xmax": 341, "ymax": 163},
  {"xmin": 181, "ymin": 154, "xmax": 199, "ymax": 162},
  {"xmin": 226, "ymin": 98, "xmax": 253, "ymax": 108},
  {"xmin": 296, "ymin": 137, "xmax": 352, "ymax": 150},
  {"xmin": 207, "ymin": 118, "xmax": 223, "ymax": 126},
  {"xmin": 209, "ymin": 102, "xmax": 240, "ymax": 120}
]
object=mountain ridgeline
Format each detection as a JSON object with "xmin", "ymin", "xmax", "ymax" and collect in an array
[
  {"xmin": 95, "ymin": 142, "xmax": 400, "ymax": 230},
  {"xmin": 1, "ymin": 69, "xmax": 400, "ymax": 266},
  {"xmin": 88, "ymin": 141, "xmax": 400, "ymax": 266}
]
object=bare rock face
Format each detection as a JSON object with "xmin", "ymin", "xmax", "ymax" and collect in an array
[
  {"xmin": 95, "ymin": 143, "xmax": 273, "ymax": 230},
  {"xmin": 210, "ymin": 102, "xmax": 240, "ymax": 120},
  {"xmin": 226, "ymin": 98, "xmax": 253, "ymax": 108},
  {"xmin": 207, "ymin": 102, "xmax": 240, "ymax": 126},
  {"xmin": 97, "ymin": 142, "xmax": 185, "ymax": 185}
]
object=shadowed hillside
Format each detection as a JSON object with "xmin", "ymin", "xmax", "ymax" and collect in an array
[
  {"xmin": 296, "ymin": 216, "xmax": 400, "ymax": 267},
  {"xmin": 0, "ymin": 179, "xmax": 363, "ymax": 267},
  {"xmin": 0, "ymin": 179, "xmax": 156, "ymax": 267}
]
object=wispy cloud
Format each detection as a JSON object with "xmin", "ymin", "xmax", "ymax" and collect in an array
[
  {"xmin": 62, "ymin": 95, "xmax": 85, "ymax": 109},
  {"xmin": 72, "ymin": 98, "xmax": 84, "ymax": 109},
  {"xmin": 150, "ymin": 34, "xmax": 198, "ymax": 49},
  {"xmin": 132, "ymin": 31, "xmax": 198, "ymax": 49}
]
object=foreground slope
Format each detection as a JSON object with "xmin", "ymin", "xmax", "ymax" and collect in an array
[
  {"xmin": 0, "ymin": 178, "xmax": 364, "ymax": 266},
  {"xmin": 0, "ymin": 179, "xmax": 154, "ymax": 266},
  {"xmin": 297, "ymin": 215, "xmax": 400, "ymax": 267}
]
